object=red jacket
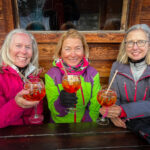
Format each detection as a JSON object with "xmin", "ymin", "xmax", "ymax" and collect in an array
[{"xmin": 0, "ymin": 66, "xmax": 43, "ymax": 128}]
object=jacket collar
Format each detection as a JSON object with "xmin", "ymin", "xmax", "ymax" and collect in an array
[
  {"xmin": 140, "ymin": 65, "xmax": 150, "ymax": 78},
  {"xmin": 3, "ymin": 64, "xmax": 36, "ymax": 78},
  {"xmin": 115, "ymin": 61, "xmax": 150, "ymax": 79},
  {"xmin": 10, "ymin": 64, "xmax": 36, "ymax": 78},
  {"xmin": 115, "ymin": 62, "xmax": 132, "ymax": 77}
]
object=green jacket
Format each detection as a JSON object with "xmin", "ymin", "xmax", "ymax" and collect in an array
[{"xmin": 45, "ymin": 64, "xmax": 101, "ymax": 123}]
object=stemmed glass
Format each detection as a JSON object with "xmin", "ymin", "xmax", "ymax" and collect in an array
[
  {"xmin": 23, "ymin": 78, "xmax": 46, "ymax": 124},
  {"xmin": 62, "ymin": 75, "xmax": 81, "ymax": 113},
  {"xmin": 97, "ymin": 89, "xmax": 117, "ymax": 125}
]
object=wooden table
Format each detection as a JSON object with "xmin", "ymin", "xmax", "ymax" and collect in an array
[{"xmin": 0, "ymin": 122, "xmax": 149, "ymax": 150}]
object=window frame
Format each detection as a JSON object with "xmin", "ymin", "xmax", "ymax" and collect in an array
[{"xmin": 13, "ymin": 0, "xmax": 130, "ymax": 32}]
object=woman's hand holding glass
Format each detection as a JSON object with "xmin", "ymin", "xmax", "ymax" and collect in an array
[
  {"xmin": 60, "ymin": 90, "xmax": 77, "ymax": 108},
  {"xmin": 101, "ymin": 105, "xmax": 126, "ymax": 128},
  {"xmin": 97, "ymin": 89, "xmax": 117, "ymax": 125},
  {"xmin": 22, "ymin": 78, "xmax": 45, "ymax": 124},
  {"xmin": 15, "ymin": 90, "xmax": 39, "ymax": 109},
  {"xmin": 61, "ymin": 75, "xmax": 81, "ymax": 113},
  {"xmin": 99, "ymin": 104, "xmax": 121, "ymax": 118}
]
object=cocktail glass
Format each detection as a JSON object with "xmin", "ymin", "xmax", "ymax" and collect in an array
[
  {"xmin": 23, "ymin": 78, "xmax": 46, "ymax": 124},
  {"xmin": 62, "ymin": 75, "xmax": 81, "ymax": 113},
  {"xmin": 97, "ymin": 89, "xmax": 117, "ymax": 125}
]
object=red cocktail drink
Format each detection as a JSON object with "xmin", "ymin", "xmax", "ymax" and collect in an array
[
  {"xmin": 97, "ymin": 89, "xmax": 117, "ymax": 125},
  {"xmin": 97, "ymin": 89, "xmax": 117, "ymax": 107},
  {"xmin": 23, "ymin": 78, "xmax": 45, "ymax": 101},
  {"xmin": 62, "ymin": 75, "xmax": 81, "ymax": 93},
  {"xmin": 62, "ymin": 75, "xmax": 81, "ymax": 114},
  {"xmin": 23, "ymin": 78, "xmax": 45, "ymax": 124}
]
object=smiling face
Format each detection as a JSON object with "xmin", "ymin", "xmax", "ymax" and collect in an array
[
  {"xmin": 61, "ymin": 38, "xmax": 84, "ymax": 67},
  {"xmin": 9, "ymin": 33, "xmax": 33, "ymax": 68},
  {"xmin": 125, "ymin": 29, "xmax": 150, "ymax": 61}
]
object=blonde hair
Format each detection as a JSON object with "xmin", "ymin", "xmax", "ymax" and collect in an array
[
  {"xmin": 0, "ymin": 28, "xmax": 39, "ymax": 70},
  {"xmin": 117, "ymin": 24, "xmax": 150, "ymax": 64},
  {"xmin": 54, "ymin": 29, "xmax": 89, "ymax": 59}
]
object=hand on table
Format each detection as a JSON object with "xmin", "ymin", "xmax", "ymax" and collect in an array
[{"xmin": 111, "ymin": 117, "xmax": 127, "ymax": 128}]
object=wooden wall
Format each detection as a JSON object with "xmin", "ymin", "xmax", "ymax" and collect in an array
[
  {"xmin": 140, "ymin": 0, "xmax": 150, "ymax": 25},
  {"xmin": 33, "ymin": 32, "xmax": 124, "ymax": 86},
  {"xmin": 0, "ymin": 0, "xmax": 150, "ymax": 86},
  {"xmin": 0, "ymin": 0, "xmax": 14, "ymax": 45},
  {"xmin": 128, "ymin": 0, "xmax": 150, "ymax": 27}
]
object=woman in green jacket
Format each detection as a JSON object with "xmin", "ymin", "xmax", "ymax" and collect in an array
[{"xmin": 45, "ymin": 29, "xmax": 101, "ymax": 123}]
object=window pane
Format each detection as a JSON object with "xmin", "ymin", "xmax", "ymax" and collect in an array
[{"xmin": 18, "ymin": 0, "xmax": 124, "ymax": 31}]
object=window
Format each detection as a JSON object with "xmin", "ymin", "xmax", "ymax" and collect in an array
[{"xmin": 15, "ymin": 0, "xmax": 129, "ymax": 31}]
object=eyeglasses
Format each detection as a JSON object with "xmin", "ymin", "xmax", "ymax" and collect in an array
[{"xmin": 125, "ymin": 40, "xmax": 149, "ymax": 48}]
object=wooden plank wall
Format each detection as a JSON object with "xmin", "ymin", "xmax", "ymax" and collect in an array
[
  {"xmin": 128, "ymin": 0, "xmax": 150, "ymax": 27},
  {"xmin": 38, "ymin": 42, "xmax": 119, "ymax": 86},
  {"xmin": 33, "ymin": 32, "xmax": 124, "ymax": 86},
  {"xmin": 0, "ymin": 0, "xmax": 14, "ymax": 46},
  {"xmin": 0, "ymin": 0, "xmax": 150, "ymax": 87},
  {"xmin": 140, "ymin": 0, "xmax": 150, "ymax": 25},
  {"xmin": 33, "ymin": 0, "xmax": 150, "ymax": 86}
]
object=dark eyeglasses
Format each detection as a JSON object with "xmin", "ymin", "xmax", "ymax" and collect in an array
[{"xmin": 125, "ymin": 40, "xmax": 149, "ymax": 48}]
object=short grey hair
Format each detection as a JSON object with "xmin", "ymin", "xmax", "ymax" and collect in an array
[
  {"xmin": 125, "ymin": 24, "xmax": 150, "ymax": 41},
  {"xmin": 0, "ymin": 28, "xmax": 39, "ymax": 69}
]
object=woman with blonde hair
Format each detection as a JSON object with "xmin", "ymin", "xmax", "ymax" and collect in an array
[
  {"xmin": 45, "ymin": 29, "xmax": 101, "ymax": 123},
  {"xmin": 0, "ymin": 29, "xmax": 43, "ymax": 128},
  {"xmin": 100, "ymin": 24, "xmax": 150, "ymax": 143}
]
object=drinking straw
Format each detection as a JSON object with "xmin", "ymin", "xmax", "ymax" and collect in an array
[
  {"xmin": 18, "ymin": 72, "xmax": 31, "ymax": 83},
  {"xmin": 60, "ymin": 59, "xmax": 68, "ymax": 76},
  {"xmin": 106, "ymin": 70, "xmax": 118, "ymax": 94},
  {"xmin": 37, "ymin": 67, "xmax": 44, "ymax": 75}
]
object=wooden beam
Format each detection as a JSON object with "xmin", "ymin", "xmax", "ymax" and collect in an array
[
  {"xmin": 32, "ymin": 32, "xmax": 125, "ymax": 44},
  {"xmin": 120, "ymin": 0, "xmax": 130, "ymax": 30},
  {"xmin": 0, "ymin": 0, "xmax": 14, "ymax": 33},
  {"xmin": 128, "ymin": 0, "xmax": 143, "ymax": 27}
]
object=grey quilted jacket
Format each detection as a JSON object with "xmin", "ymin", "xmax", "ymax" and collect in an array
[{"xmin": 109, "ymin": 61, "xmax": 150, "ymax": 120}]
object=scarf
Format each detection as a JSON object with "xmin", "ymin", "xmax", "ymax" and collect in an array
[
  {"xmin": 130, "ymin": 60, "xmax": 147, "ymax": 81},
  {"xmin": 55, "ymin": 57, "xmax": 89, "ymax": 75}
]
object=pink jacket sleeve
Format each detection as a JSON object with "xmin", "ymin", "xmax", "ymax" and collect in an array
[
  {"xmin": 0, "ymin": 96, "xmax": 44, "ymax": 128},
  {"xmin": 0, "ymin": 95, "xmax": 24, "ymax": 128}
]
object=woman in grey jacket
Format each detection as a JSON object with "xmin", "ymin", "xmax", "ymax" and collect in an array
[{"xmin": 100, "ymin": 24, "xmax": 150, "ymax": 143}]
